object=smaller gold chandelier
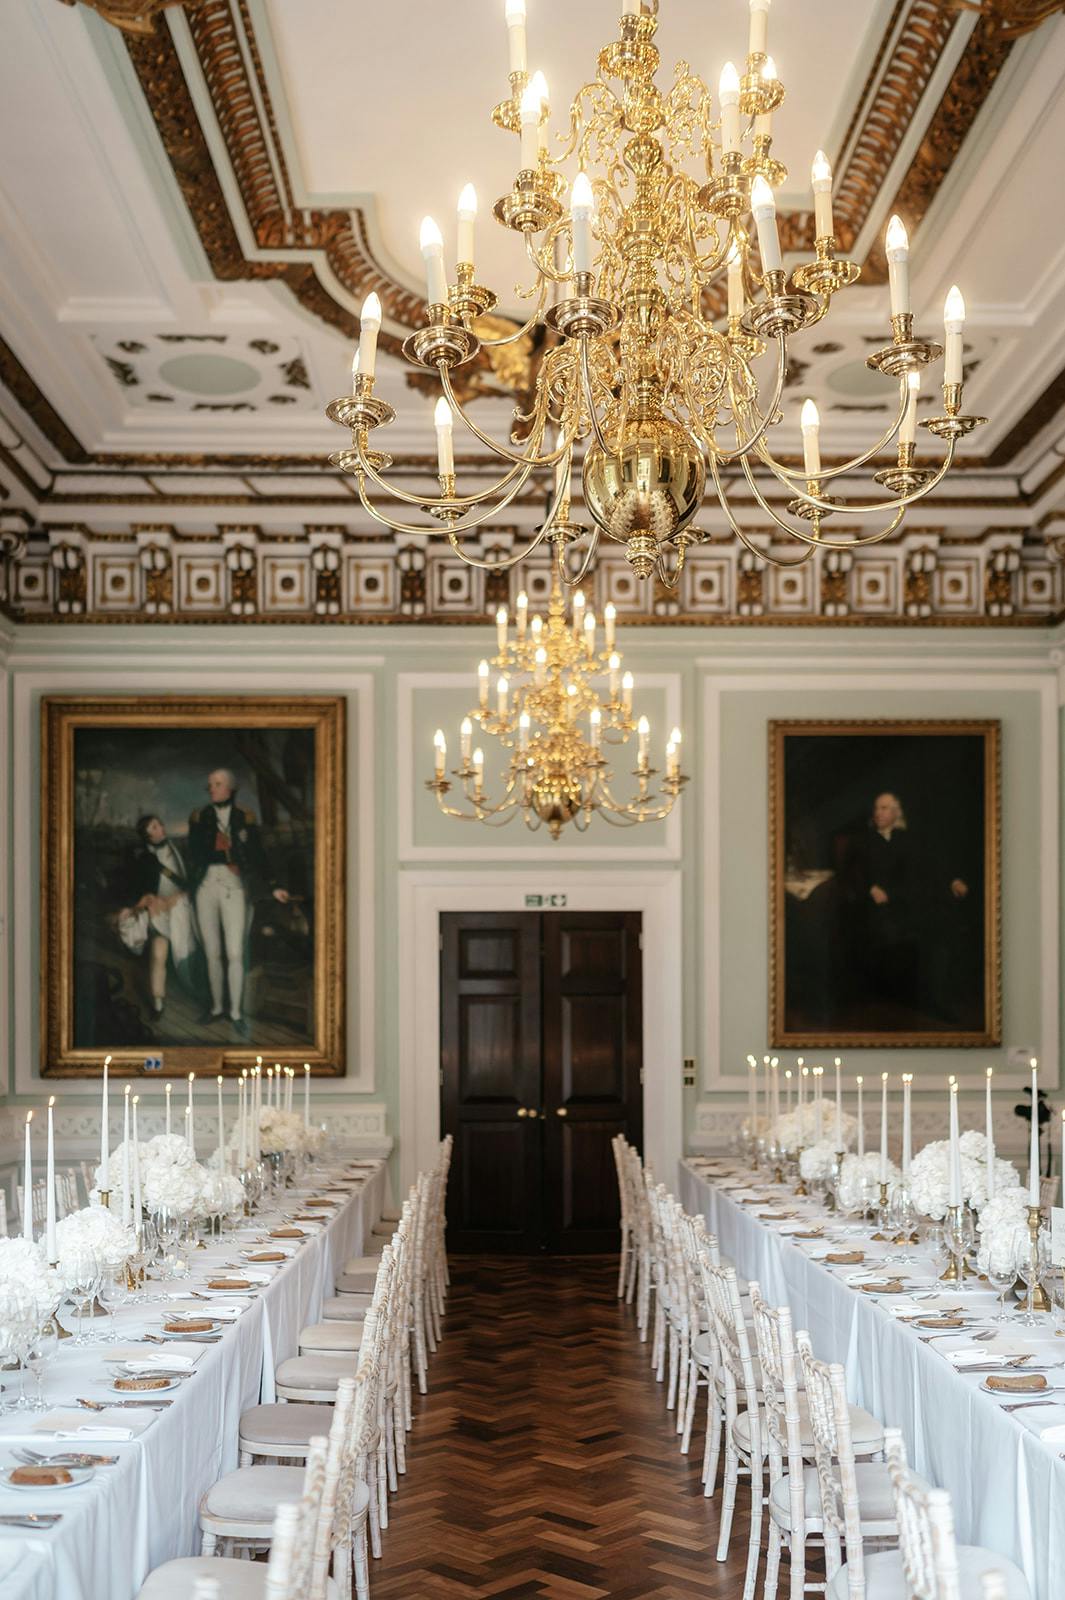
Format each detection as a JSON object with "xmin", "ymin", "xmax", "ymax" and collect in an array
[{"xmin": 427, "ymin": 578, "xmax": 687, "ymax": 837}]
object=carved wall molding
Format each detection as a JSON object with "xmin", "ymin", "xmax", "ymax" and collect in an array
[{"xmin": 3, "ymin": 524, "xmax": 1060, "ymax": 627}]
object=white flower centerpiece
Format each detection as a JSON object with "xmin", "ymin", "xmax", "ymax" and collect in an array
[
  {"xmin": 0, "ymin": 1237, "xmax": 61, "ymax": 1334},
  {"xmin": 53, "ymin": 1205, "xmax": 135, "ymax": 1286},
  {"xmin": 836, "ymin": 1151, "xmax": 899, "ymax": 1215},
  {"xmin": 909, "ymin": 1136, "xmax": 1018, "ymax": 1222},
  {"xmin": 975, "ymin": 1184, "xmax": 1031, "ymax": 1281},
  {"xmin": 777, "ymin": 1104, "xmax": 858, "ymax": 1157}
]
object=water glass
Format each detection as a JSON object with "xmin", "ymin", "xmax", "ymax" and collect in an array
[
  {"xmin": 98, "ymin": 1263, "xmax": 131, "ymax": 1342},
  {"xmin": 25, "ymin": 1319, "xmax": 58, "ymax": 1411}
]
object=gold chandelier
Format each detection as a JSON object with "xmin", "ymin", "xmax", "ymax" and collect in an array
[
  {"xmin": 326, "ymin": 0, "xmax": 986, "ymax": 583},
  {"xmin": 427, "ymin": 577, "xmax": 686, "ymax": 836}
]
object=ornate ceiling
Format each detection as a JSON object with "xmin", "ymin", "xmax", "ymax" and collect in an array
[{"xmin": 2, "ymin": 0, "xmax": 1065, "ymax": 625}]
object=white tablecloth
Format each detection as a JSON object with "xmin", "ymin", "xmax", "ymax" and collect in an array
[
  {"xmin": 0, "ymin": 1160, "xmax": 386, "ymax": 1600},
  {"xmin": 679, "ymin": 1160, "xmax": 1065, "ymax": 1600}
]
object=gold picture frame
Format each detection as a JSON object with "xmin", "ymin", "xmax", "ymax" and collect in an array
[
  {"xmin": 769, "ymin": 719, "xmax": 1001, "ymax": 1048},
  {"xmin": 41, "ymin": 695, "xmax": 345, "ymax": 1077}
]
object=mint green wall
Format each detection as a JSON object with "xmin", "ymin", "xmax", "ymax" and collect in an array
[{"xmin": 0, "ymin": 620, "xmax": 1061, "ymax": 1174}]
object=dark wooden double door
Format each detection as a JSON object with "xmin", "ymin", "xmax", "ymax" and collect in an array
[{"xmin": 440, "ymin": 911, "xmax": 643, "ymax": 1254}]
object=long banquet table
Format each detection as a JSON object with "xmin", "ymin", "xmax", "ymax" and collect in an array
[
  {"xmin": 0, "ymin": 1158, "xmax": 387, "ymax": 1600},
  {"xmin": 679, "ymin": 1158, "xmax": 1065, "ymax": 1600}
]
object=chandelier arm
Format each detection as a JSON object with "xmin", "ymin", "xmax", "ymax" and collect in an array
[
  {"xmin": 439, "ymin": 366, "xmax": 575, "ymax": 468},
  {"xmin": 709, "ymin": 456, "xmax": 820, "ymax": 568},
  {"xmin": 475, "ymin": 279, "xmax": 549, "ymax": 346},
  {"xmin": 552, "ymin": 79, "xmax": 624, "ymax": 165},
  {"xmin": 353, "ymin": 432, "xmax": 527, "ymax": 510},
  {"xmin": 580, "ymin": 338, "xmax": 615, "ymax": 455},
  {"xmin": 353, "ymin": 459, "xmax": 535, "ymax": 538},
  {"xmin": 446, "ymin": 520, "xmax": 555, "ymax": 572},
  {"xmin": 525, "ymin": 230, "xmax": 572, "ymax": 285},
  {"xmin": 736, "ymin": 453, "xmax": 910, "ymax": 548},
  {"xmin": 750, "ymin": 435, "xmax": 958, "ymax": 517},
  {"xmin": 755, "ymin": 383, "xmax": 910, "ymax": 483},
  {"xmin": 704, "ymin": 334, "xmax": 787, "ymax": 466},
  {"xmin": 557, "ymin": 525, "xmax": 602, "ymax": 587}
]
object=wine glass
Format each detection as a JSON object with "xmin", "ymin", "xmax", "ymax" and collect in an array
[
  {"xmin": 25, "ymin": 1318, "xmax": 58, "ymax": 1412},
  {"xmin": 986, "ymin": 1261, "xmax": 1017, "ymax": 1322},
  {"xmin": 1017, "ymin": 1228, "xmax": 1051, "ymax": 1327},
  {"xmin": 98, "ymin": 1262, "xmax": 131, "ymax": 1343},
  {"xmin": 65, "ymin": 1245, "xmax": 102, "ymax": 1347}
]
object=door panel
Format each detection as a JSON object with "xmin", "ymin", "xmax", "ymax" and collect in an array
[
  {"xmin": 441, "ymin": 909, "xmax": 643, "ymax": 1254},
  {"xmin": 441, "ymin": 913, "xmax": 542, "ymax": 1252},
  {"xmin": 543, "ymin": 912, "xmax": 643, "ymax": 1253}
]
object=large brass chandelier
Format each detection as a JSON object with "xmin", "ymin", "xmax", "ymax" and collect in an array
[
  {"xmin": 326, "ymin": 0, "xmax": 986, "ymax": 583},
  {"xmin": 427, "ymin": 577, "xmax": 686, "ymax": 836}
]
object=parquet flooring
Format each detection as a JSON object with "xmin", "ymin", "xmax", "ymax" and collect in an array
[{"xmin": 373, "ymin": 1256, "xmax": 753, "ymax": 1600}]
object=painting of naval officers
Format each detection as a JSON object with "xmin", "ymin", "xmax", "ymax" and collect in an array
[{"xmin": 41, "ymin": 696, "xmax": 344, "ymax": 1075}]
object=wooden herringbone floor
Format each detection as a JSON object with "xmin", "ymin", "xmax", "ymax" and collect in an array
[{"xmin": 374, "ymin": 1256, "xmax": 753, "ymax": 1599}]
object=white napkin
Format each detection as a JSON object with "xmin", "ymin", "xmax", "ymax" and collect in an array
[
  {"xmin": 946, "ymin": 1337, "xmax": 1029, "ymax": 1364},
  {"xmin": 884, "ymin": 1300, "xmax": 922, "ymax": 1317},
  {"xmin": 168, "ymin": 1301, "xmax": 246, "ymax": 1320},
  {"xmin": 33, "ymin": 1408, "xmax": 154, "ymax": 1440},
  {"xmin": 119, "ymin": 1344, "xmax": 206, "ymax": 1371}
]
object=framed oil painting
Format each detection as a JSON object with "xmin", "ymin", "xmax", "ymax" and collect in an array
[
  {"xmin": 41, "ymin": 695, "xmax": 345, "ymax": 1076},
  {"xmin": 769, "ymin": 720, "xmax": 1001, "ymax": 1047}
]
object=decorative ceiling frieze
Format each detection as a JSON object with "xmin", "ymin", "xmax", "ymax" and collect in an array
[{"xmin": 56, "ymin": 0, "xmax": 203, "ymax": 36}]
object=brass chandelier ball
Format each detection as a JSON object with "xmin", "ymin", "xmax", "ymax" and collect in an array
[{"xmin": 581, "ymin": 416, "xmax": 707, "ymax": 577}]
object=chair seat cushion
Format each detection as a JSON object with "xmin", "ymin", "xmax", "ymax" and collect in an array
[
  {"xmin": 240, "ymin": 1403, "xmax": 332, "ymax": 1448},
  {"xmin": 299, "ymin": 1321, "xmax": 364, "ymax": 1352},
  {"xmin": 770, "ymin": 1463, "xmax": 895, "ymax": 1531},
  {"xmin": 340, "ymin": 1254, "xmax": 381, "ymax": 1276},
  {"xmin": 137, "ymin": 1557, "xmax": 269, "ymax": 1599},
  {"xmin": 335, "ymin": 1270, "xmax": 377, "ymax": 1295},
  {"xmin": 692, "ymin": 1331, "xmax": 716, "ymax": 1367},
  {"xmin": 370, "ymin": 1220, "xmax": 394, "ymax": 1236},
  {"xmin": 380, "ymin": 1206, "xmax": 401, "ymax": 1222},
  {"xmin": 321, "ymin": 1295, "xmax": 368, "ymax": 1321},
  {"xmin": 276, "ymin": 1353, "xmax": 357, "ymax": 1392},
  {"xmin": 733, "ymin": 1398, "xmax": 882, "ymax": 1455},
  {"xmin": 828, "ymin": 1549, "xmax": 1030, "ymax": 1600},
  {"xmin": 204, "ymin": 1465, "xmax": 305, "ymax": 1522}
]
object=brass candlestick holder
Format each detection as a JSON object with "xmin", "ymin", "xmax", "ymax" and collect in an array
[
  {"xmin": 939, "ymin": 1202, "xmax": 967, "ymax": 1282},
  {"xmin": 872, "ymin": 1180, "xmax": 891, "ymax": 1240},
  {"xmin": 1025, "ymin": 1203, "xmax": 1051, "ymax": 1313},
  {"xmin": 98, "ymin": 1188, "xmax": 111, "ymax": 1210},
  {"xmin": 794, "ymin": 1147, "xmax": 808, "ymax": 1196}
]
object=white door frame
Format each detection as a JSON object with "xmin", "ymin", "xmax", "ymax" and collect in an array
[{"xmin": 396, "ymin": 869, "xmax": 683, "ymax": 1192}]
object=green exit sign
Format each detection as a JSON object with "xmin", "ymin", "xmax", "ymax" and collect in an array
[{"xmin": 524, "ymin": 893, "xmax": 568, "ymax": 909}]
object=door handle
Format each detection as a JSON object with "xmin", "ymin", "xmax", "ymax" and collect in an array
[
  {"xmin": 516, "ymin": 1107, "xmax": 528, "ymax": 1118},
  {"xmin": 556, "ymin": 1107, "xmax": 568, "ymax": 1117}
]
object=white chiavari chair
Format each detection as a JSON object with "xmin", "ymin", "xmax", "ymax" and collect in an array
[
  {"xmin": 58, "ymin": 1169, "xmax": 79, "ymax": 1217},
  {"xmin": 611, "ymin": 1135, "xmax": 635, "ymax": 1302},
  {"xmin": 137, "ymin": 1459, "xmax": 323, "ymax": 1599},
  {"xmin": 795, "ymin": 1330, "xmax": 896, "ymax": 1600},
  {"xmin": 200, "ymin": 1378, "xmax": 355, "ymax": 1566},
  {"xmin": 1039, "ymin": 1174, "xmax": 1060, "ymax": 1211},
  {"xmin": 626, "ymin": 1146, "xmax": 653, "ymax": 1336},
  {"xmin": 750, "ymin": 1286, "xmax": 811, "ymax": 1600},
  {"xmin": 645, "ymin": 1178, "xmax": 672, "ymax": 1382},
  {"xmin": 825, "ymin": 1427, "xmax": 1030, "ymax": 1600},
  {"xmin": 700, "ymin": 1251, "xmax": 765, "ymax": 1600}
]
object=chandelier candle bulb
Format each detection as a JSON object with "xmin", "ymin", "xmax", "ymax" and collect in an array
[
  {"xmin": 719, "ymin": 62, "xmax": 741, "ymax": 155},
  {"xmin": 433, "ymin": 729, "xmax": 446, "ymax": 778},
  {"xmin": 505, "ymin": 0, "xmax": 526, "ymax": 76},
  {"xmin": 572, "ymin": 587, "xmax": 585, "ymax": 638},
  {"xmin": 749, "ymin": 0, "xmax": 770, "ymax": 57},
  {"xmin": 584, "ymin": 611, "xmax": 596, "ymax": 656},
  {"xmin": 434, "ymin": 397, "xmax": 454, "ymax": 477},
  {"xmin": 900, "ymin": 370, "xmax": 920, "ymax": 447},
  {"xmin": 800, "ymin": 399, "xmax": 821, "ymax": 476},
  {"xmin": 590, "ymin": 706, "xmax": 601, "ymax": 749},
  {"xmin": 1023, "ymin": 1056, "xmax": 1029, "ymax": 1203},
  {"xmin": 604, "ymin": 602, "xmax": 616, "ymax": 653},
  {"xmin": 354, "ymin": 292, "xmax": 382, "ymax": 382},
  {"xmin": 528, "ymin": 70, "xmax": 549, "ymax": 154},
  {"xmin": 497, "ymin": 676, "xmax": 509, "ymax": 717},
  {"xmin": 516, "ymin": 590, "xmax": 528, "ymax": 641},
  {"xmin": 46, "ymin": 1097, "xmax": 57, "ymax": 1262},
  {"xmin": 457, "ymin": 184, "xmax": 477, "ymax": 270},
  {"xmin": 811, "ymin": 150, "xmax": 834, "ymax": 240},
  {"xmin": 879, "ymin": 1071, "xmax": 888, "ymax": 1184},
  {"xmin": 885, "ymin": 214, "xmax": 910, "ymax": 319},
  {"xmin": 856, "ymin": 1076, "xmax": 864, "ymax": 1160},
  {"xmin": 100, "ymin": 1053, "xmax": 111, "ymax": 1194},
  {"xmin": 478, "ymin": 659, "xmax": 490, "ymax": 707},
  {"xmin": 22, "ymin": 1112, "xmax": 32, "ymax": 1242},
  {"xmin": 902, "ymin": 1073, "xmax": 913, "ymax": 1178},
  {"xmin": 666, "ymin": 740, "xmax": 678, "ymax": 779},
  {"xmin": 520, "ymin": 78, "xmax": 542, "ymax": 169},
  {"xmin": 985, "ymin": 1067, "xmax": 995, "ymax": 1202},
  {"xmin": 751, "ymin": 175, "xmax": 782, "ymax": 273},
  {"xmin": 419, "ymin": 216, "xmax": 448, "ymax": 309},
  {"xmin": 637, "ymin": 715, "xmax": 650, "ymax": 767},
  {"xmin": 534, "ymin": 646, "xmax": 547, "ymax": 686},
  {"xmin": 531, "ymin": 614, "xmax": 543, "ymax": 642},
  {"xmin": 472, "ymin": 748, "xmax": 485, "ymax": 795},
  {"xmin": 948, "ymin": 1079, "xmax": 961, "ymax": 1209},
  {"xmin": 518, "ymin": 710, "xmax": 530, "ymax": 751},
  {"xmin": 608, "ymin": 653, "xmax": 621, "ymax": 699},
  {"xmin": 726, "ymin": 241, "xmax": 744, "ymax": 320},
  {"xmin": 571, "ymin": 172, "xmax": 594, "ymax": 276},
  {"xmin": 944, "ymin": 285, "xmax": 965, "ymax": 386},
  {"xmin": 496, "ymin": 606, "xmax": 508, "ymax": 651},
  {"xmin": 461, "ymin": 716, "xmax": 473, "ymax": 761},
  {"xmin": 622, "ymin": 670, "xmax": 634, "ymax": 712}
]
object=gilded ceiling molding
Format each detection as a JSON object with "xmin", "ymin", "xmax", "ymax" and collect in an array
[
  {"xmin": 56, "ymin": 0, "xmax": 203, "ymax": 36},
  {"xmin": 934, "ymin": 0, "xmax": 1065, "ymax": 37}
]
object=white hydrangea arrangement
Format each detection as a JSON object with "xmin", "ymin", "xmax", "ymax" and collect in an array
[
  {"xmin": 976, "ymin": 1184, "xmax": 1031, "ymax": 1279},
  {"xmin": 836, "ymin": 1151, "xmax": 899, "ymax": 1214},
  {"xmin": 0, "ymin": 1237, "xmax": 61, "ymax": 1332},
  {"xmin": 94, "ymin": 1132, "xmax": 211, "ymax": 1220},
  {"xmin": 776, "ymin": 1104, "xmax": 858, "ymax": 1154},
  {"xmin": 908, "ymin": 1136, "xmax": 1019, "ymax": 1221},
  {"xmin": 200, "ymin": 1169, "xmax": 245, "ymax": 1220},
  {"xmin": 53, "ymin": 1204, "xmax": 135, "ymax": 1283},
  {"xmin": 258, "ymin": 1106, "xmax": 312, "ymax": 1156},
  {"xmin": 799, "ymin": 1139, "xmax": 840, "ymax": 1184}
]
